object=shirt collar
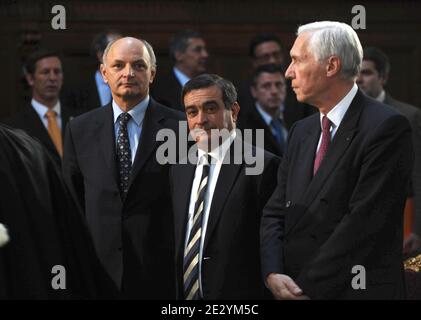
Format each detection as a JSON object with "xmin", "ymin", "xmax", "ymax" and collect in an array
[
  {"xmin": 112, "ymin": 95, "xmax": 150, "ymax": 126},
  {"xmin": 255, "ymin": 102, "xmax": 283, "ymax": 126},
  {"xmin": 31, "ymin": 98, "xmax": 61, "ymax": 118},
  {"xmin": 375, "ymin": 89, "xmax": 386, "ymax": 103},
  {"xmin": 319, "ymin": 83, "xmax": 358, "ymax": 130},
  {"xmin": 197, "ymin": 130, "xmax": 236, "ymax": 164},
  {"xmin": 173, "ymin": 67, "xmax": 191, "ymax": 87}
]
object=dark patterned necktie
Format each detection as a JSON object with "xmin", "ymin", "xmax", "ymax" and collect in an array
[
  {"xmin": 183, "ymin": 155, "xmax": 211, "ymax": 300},
  {"xmin": 116, "ymin": 113, "xmax": 132, "ymax": 201},
  {"xmin": 313, "ymin": 115, "xmax": 332, "ymax": 175}
]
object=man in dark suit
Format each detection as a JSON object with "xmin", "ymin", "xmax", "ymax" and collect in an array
[
  {"xmin": 171, "ymin": 74, "xmax": 280, "ymax": 300},
  {"xmin": 62, "ymin": 37, "xmax": 185, "ymax": 299},
  {"xmin": 357, "ymin": 46, "xmax": 421, "ymax": 255},
  {"xmin": 2, "ymin": 49, "xmax": 83, "ymax": 166},
  {"xmin": 238, "ymin": 64, "xmax": 288, "ymax": 157},
  {"xmin": 237, "ymin": 33, "xmax": 314, "ymax": 130},
  {"xmin": 261, "ymin": 21, "xmax": 413, "ymax": 299},
  {"xmin": 151, "ymin": 29, "xmax": 209, "ymax": 111}
]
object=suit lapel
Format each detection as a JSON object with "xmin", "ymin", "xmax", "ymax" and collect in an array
[
  {"xmin": 96, "ymin": 104, "xmax": 119, "ymax": 187},
  {"xmin": 174, "ymin": 163, "xmax": 196, "ymax": 260},
  {"xmin": 203, "ymin": 142, "xmax": 243, "ymax": 251},
  {"xmin": 129, "ymin": 99, "xmax": 164, "ymax": 187},
  {"xmin": 285, "ymin": 91, "xmax": 364, "ymax": 235}
]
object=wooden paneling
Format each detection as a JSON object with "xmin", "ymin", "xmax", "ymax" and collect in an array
[{"xmin": 1, "ymin": 0, "xmax": 421, "ymax": 118}]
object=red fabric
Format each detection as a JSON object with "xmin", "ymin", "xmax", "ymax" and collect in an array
[{"xmin": 313, "ymin": 116, "xmax": 332, "ymax": 175}]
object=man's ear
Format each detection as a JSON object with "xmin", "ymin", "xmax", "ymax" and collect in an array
[
  {"xmin": 250, "ymin": 85, "xmax": 258, "ymax": 99},
  {"xmin": 150, "ymin": 68, "xmax": 156, "ymax": 84},
  {"xmin": 231, "ymin": 102, "xmax": 240, "ymax": 123},
  {"xmin": 100, "ymin": 64, "xmax": 108, "ymax": 83},
  {"xmin": 25, "ymin": 73, "xmax": 34, "ymax": 87},
  {"xmin": 326, "ymin": 56, "xmax": 341, "ymax": 77},
  {"xmin": 174, "ymin": 50, "xmax": 184, "ymax": 63},
  {"xmin": 380, "ymin": 73, "xmax": 389, "ymax": 87}
]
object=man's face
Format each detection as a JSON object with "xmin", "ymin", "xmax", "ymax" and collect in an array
[
  {"xmin": 26, "ymin": 56, "xmax": 63, "ymax": 105},
  {"xmin": 101, "ymin": 38, "xmax": 155, "ymax": 104},
  {"xmin": 184, "ymin": 85, "xmax": 239, "ymax": 149},
  {"xmin": 176, "ymin": 38, "xmax": 208, "ymax": 77},
  {"xmin": 253, "ymin": 41, "xmax": 284, "ymax": 68},
  {"xmin": 251, "ymin": 72, "xmax": 286, "ymax": 114},
  {"xmin": 285, "ymin": 33, "xmax": 328, "ymax": 106},
  {"xmin": 356, "ymin": 60, "xmax": 386, "ymax": 98}
]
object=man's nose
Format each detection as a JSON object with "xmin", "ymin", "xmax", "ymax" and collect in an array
[
  {"xmin": 124, "ymin": 65, "xmax": 135, "ymax": 77},
  {"xmin": 197, "ymin": 110, "xmax": 208, "ymax": 124},
  {"xmin": 285, "ymin": 63, "xmax": 294, "ymax": 79}
]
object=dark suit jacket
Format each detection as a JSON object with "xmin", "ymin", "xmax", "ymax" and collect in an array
[
  {"xmin": 171, "ymin": 139, "xmax": 280, "ymax": 299},
  {"xmin": 62, "ymin": 98, "xmax": 185, "ymax": 299},
  {"xmin": 238, "ymin": 105, "xmax": 284, "ymax": 157},
  {"xmin": 2, "ymin": 102, "xmax": 78, "ymax": 166},
  {"xmin": 384, "ymin": 93, "xmax": 421, "ymax": 236},
  {"xmin": 237, "ymin": 77, "xmax": 315, "ymax": 130},
  {"xmin": 261, "ymin": 90, "xmax": 413, "ymax": 299},
  {"xmin": 61, "ymin": 75, "xmax": 101, "ymax": 112},
  {"xmin": 151, "ymin": 69, "xmax": 184, "ymax": 112}
]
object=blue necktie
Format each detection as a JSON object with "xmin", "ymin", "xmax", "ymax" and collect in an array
[{"xmin": 271, "ymin": 118, "xmax": 286, "ymax": 153}]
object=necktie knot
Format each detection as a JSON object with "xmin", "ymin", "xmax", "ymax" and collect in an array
[
  {"xmin": 322, "ymin": 116, "xmax": 332, "ymax": 132},
  {"xmin": 45, "ymin": 110, "xmax": 57, "ymax": 119},
  {"xmin": 118, "ymin": 112, "xmax": 131, "ymax": 126}
]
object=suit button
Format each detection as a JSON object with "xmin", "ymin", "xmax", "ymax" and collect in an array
[{"xmin": 286, "ymin": 201, "xmax": 291, "ymax": 208}]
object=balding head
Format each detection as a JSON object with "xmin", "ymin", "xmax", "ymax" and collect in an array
[
  {"xmin": 100, "ymin": 36, "xmax": 157, "ymax": 111},
  {"xmin": 103, "ymin": 37, "xmax": 156, "ymax": 71}
]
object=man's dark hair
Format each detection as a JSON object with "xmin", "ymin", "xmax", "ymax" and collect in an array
[
  {"xmin": 363, "ymin": 47, "xmax": 391, "ymax": 78},
  {"xmin": 90, "ymin": 31, "xmax": 121, "ymax": 58},
  {"xmin": 251, "ymin": 64, "xmax": 284, "ymax": 87},
  {"xmin": 23, "ymin": 49, "xmax": 62, "ymax": 76},
  {"xmin": 169, "ymin": 29, "xmax": 203, "ymax": 61},
  {"xmin": 248, "ymin": 33, "xmax": 283, "ymax": 58},
  {"xmin": 182, "ymin": 74, "xmax": 237, "ymax": 110}
]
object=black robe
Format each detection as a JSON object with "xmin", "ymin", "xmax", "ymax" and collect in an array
[{"xmin": 0, "ymin": 124, "xmax": 117, "ymax": 299}]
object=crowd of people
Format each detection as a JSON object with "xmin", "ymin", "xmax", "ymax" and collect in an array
[{"xmin": 0, "ymin": 20, "xmax": 420, "ymax": 299}]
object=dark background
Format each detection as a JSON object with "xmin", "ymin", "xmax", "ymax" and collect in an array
[{"xmin": 1, "ymin": 0, "xmax": 420, "ymax": 118}]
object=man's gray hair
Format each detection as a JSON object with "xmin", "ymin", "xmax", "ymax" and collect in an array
[
  {"xmin": 102, "ymin": 37, "xmax": 157, "ymax": 71},
  {"xmin": 297, "ymin": 21, "xmax": 363, "ymax": 79}
]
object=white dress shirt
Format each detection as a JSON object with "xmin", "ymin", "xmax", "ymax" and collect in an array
[
  {"xmin": 173, "ymin": 67, "xmax": 191, "ymax": 87},
  {"xmin": 316, "ymin": 84, "xmax": 358, "ymax": 152},
  {"xmin": 112, "ymin": 96, "xmax": 149, "ymax": 164},
  {"xmin": 31, "ymin": 98, "xmax": 62, "ymax": 130},
  {"xmin": 185, "ymin": 130, "xmax": 236, "ymax": 297}
]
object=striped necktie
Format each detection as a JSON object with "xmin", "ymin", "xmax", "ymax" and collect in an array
[{"xmin": 183, "ymin": 154, "xmax": 211, "ymax": 300}]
